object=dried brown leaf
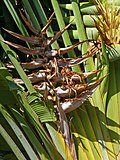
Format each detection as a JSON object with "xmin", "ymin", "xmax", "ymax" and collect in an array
[
  {"xmin": 34, "ymin": 82, "xmax": 51, "ymax": 92},
  {"xmin": 55, "ymin": 76, "xmax": 105, "ymax": 99},
  {"xmin": 41, "ymin": 12, "xmax": 55, "ymax": 33},
  {"xmin": 46, "ymin": 23, "xmax": 71, "ymax": 46},
  {"xmin": 58, "ymin": 40, "xmax": 90, "ymax": 55},
  {"xmin": 57, "ymin": 51, "xmax": 97, "ymax": 67},
  {"xmin": 44, "ymin": 40, "xmax": 90, "ymax": 57},
  {"xmin": 2, "ymin": 40, "xmax": 45, "ymax": 55},
  {"xmin": 61, "ymin": 76, "xmax": 105, "ymax": 113},
  {"xmin": 20, "ymin": 10, "xmax": 39, "ymax": 35},
  {"xmin": 3, "ymin": 28, "xmax": 42, "ymax": 45},
  {"xmin": 28, "ymin": 72, "xmax": 46, "ymax": 83},
  {"xmin": 21, "ymin": 58, "xmax": 47, "ymax": 69}
]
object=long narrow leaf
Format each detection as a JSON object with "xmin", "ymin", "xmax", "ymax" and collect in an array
[
  {"xmin": 10, "ymin": 108, "xmax": 50, "ymax": 160},
  {"xmin": 0, "ymin": 123, "xmax": 26, "ymax": 160},
  {"xmin": 0, "ymin": 106, "xmax": 39, "ymax": 160}
]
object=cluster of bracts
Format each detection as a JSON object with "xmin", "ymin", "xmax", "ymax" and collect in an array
[{"xmin": 3, "ymin": 13, "xmax": 103, "ymax": 113}]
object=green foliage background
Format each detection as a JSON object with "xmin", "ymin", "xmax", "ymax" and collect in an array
[{"xmin": 0, "ymin": 0, "xmax": 120, "ymax": 160}]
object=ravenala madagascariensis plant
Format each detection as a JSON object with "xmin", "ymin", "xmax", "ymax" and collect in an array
[{"xmin": 0, "ymin": 0, "xmax": 120, "ymax": 160}]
